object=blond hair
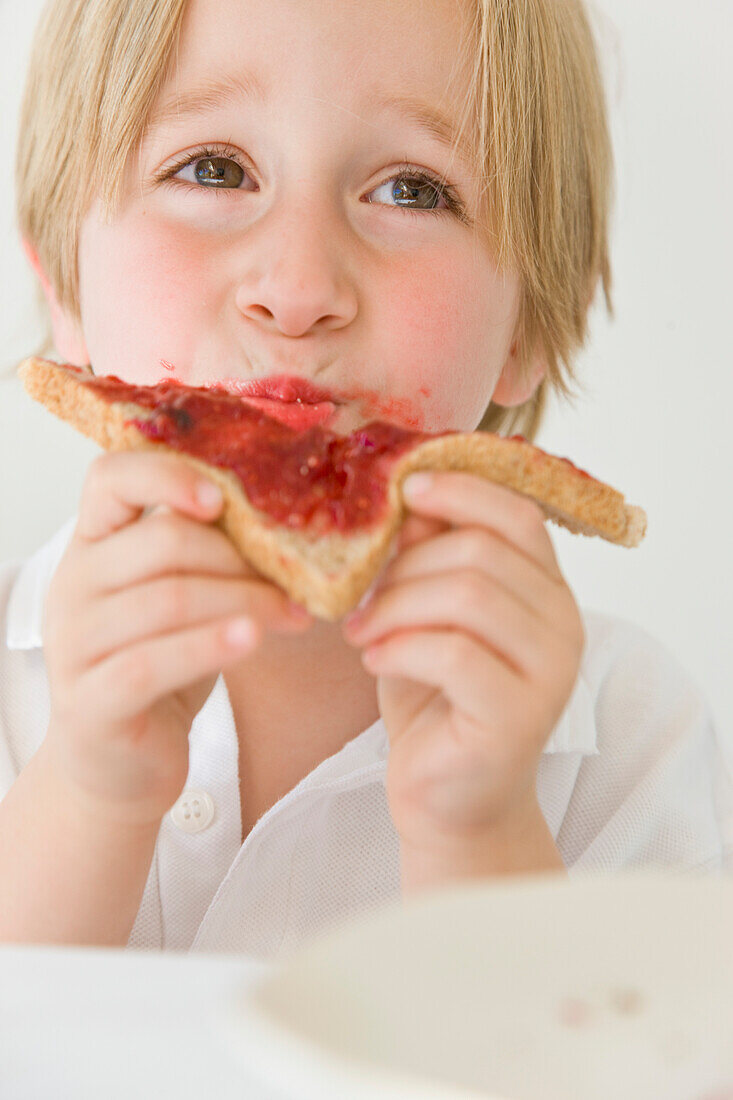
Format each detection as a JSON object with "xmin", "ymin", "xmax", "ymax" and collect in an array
[{"xmin": 16, "ymin": 0, "xmax": 613, "ymax": 441}]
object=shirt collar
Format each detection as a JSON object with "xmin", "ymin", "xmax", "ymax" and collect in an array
[
  {"xmin": 5, "ymin": 517, "xmax": 597, "ymax": 756},
  {"xmin": 6, "ymin": 516, "xmax": 77, "ymax": 651},
  {"xmin": 543, "ymin": 672, "xmax": 598, "ymax": 755}
]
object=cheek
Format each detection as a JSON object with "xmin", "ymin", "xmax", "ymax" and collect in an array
[
  {"xmin": 78, "ymin": 214, "xmax": 211, "ymax": 383},
  {"xmin": 368, "ymin": 251, "xmax": 517, "ymax": 432}
]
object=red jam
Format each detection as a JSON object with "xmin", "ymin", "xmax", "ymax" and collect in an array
[
  {"xmin": 75, "ymin": 369, "xmax": 443, "ymax": 533},
  {"xmin": 507, "ymin": 434, "xmax": 593, "ymax": 481}
]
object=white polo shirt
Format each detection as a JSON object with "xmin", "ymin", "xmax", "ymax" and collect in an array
[{"xmin": 1, "ymin": 518, "xmax": 732, "ymax": 959}]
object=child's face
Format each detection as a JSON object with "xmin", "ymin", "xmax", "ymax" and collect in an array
[{"xmin": 71, "ymin": 0, "xmax": 534, "ymax": 434}]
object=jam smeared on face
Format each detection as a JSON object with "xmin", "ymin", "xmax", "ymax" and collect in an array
[{"xmin": 77, "ymin": 370, "xmax": 440, "ymax": 533}]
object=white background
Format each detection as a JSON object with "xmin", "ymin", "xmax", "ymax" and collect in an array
[{"xmin": 0, "ymin": 0, "xmax": 731, "ymax": 751}]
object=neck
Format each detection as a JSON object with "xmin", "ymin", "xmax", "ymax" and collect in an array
[{"xmin": 224, "ymin": 619, "xmax": 380, "ymax": 838}]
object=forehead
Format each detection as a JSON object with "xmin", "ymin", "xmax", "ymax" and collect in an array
[{"xmin": 159, "ymin": 0, "xmax": 473, "ymax": 124}]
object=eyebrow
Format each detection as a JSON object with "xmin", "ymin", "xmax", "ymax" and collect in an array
[
  {"xmin": 145, "ymin": 72, "xmax": 473, "ymax": 164},
  {"xmin": 373, "ymin": 93, "xmax": 472, "ymax": 163},
  {"xmin": 145, "ymin": 72, "xmax": 267, "ymax": 133}
]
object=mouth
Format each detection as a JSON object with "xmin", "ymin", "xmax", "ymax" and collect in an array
[
  {"xmin": 207, "ymin": 374, "xmax": 340, "ymax": 430},
  {"xmin": 237, "ymin": 396, "xmax": 337, "ymax": 430}
]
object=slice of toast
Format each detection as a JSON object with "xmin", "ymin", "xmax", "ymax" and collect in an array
[{"xmin": 18, "ymin": 357, "xmax": 647, "ymax": 620}]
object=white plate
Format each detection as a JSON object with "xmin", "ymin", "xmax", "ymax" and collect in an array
[{"xmin": 216, "ymin": 873, "xmax": 733, "ymax": 1100}]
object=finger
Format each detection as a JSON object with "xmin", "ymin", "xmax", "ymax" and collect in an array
[
  {"xmin": 81, "ymin": 510, "xmax": 250, "ymax": 596},
  {"xmin": 362, "ymin": 627, "xmax": 525, "ymax": 733},
  {"xmin": 72, "ymin": 574, "xmax": 308, "ymax": 668},
  {"xmin": 365, "ymin": 627, "xmax": 578, "ymax": 763},
  {"xmin": 79, "ymin": 614, "xmax": 263, "ymax": 721},
  {"xmin": 75, "ymin": 450, "xmax": 224, "ymax": 542},
  {"xmin": 344, "ymin": 568, "xmax": 551, "ymax": 679},
  {"xmin": 394, "ymin": 514, "xmax": 450, "ymax": 554},
  {"xmin": 375, "ymin": 526, "xmax": 572, "ymax": 634},
  {"xmin": 402, "ymin": 472, "xmax": 562, "ymax": 580}
]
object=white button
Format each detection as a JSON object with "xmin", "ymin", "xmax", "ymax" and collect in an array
[{"xmin": 170, "ymin": 790, "xmax": 215, "ymax": 833}]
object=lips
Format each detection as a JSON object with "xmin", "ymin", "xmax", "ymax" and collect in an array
[
  {"xmin": 239, "ymin": 397, "xmax": 337, "ymax": 430},
  {"xmin": 216, "ymin": 374, "xmax": 339, "ymax": 404},
  {"xmin": 209, "ymin": 374, "xmax": 340, "ymax": 430}
]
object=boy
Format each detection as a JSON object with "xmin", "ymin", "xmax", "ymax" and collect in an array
[{"xmin": 1, "ymin": 0, "xmax": 730, "ymax": 954}]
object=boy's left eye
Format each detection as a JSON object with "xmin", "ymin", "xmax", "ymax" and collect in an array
[{"xmin": 367, "ymin": 174, "xmax": 448, "ymax": 211}]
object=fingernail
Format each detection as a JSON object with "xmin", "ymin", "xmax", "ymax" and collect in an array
[
  {"xmin": 343, "ymin": 608, "xmax": 364, "ymax": 632},
  {"xmin": 226, "ymin": 617, "xmax": 257, "ymax": 647},
  {"xmin": 356, "ymin": 579, "xmax": 379, "ymax": 610},
  {"xmin": 197, "ymin": 481, "xmax": 223, "ymax": 510},
  {"xmin": 344, "ymin": 597, "xmax": 372, "ymax": 630},
  {"xmin": 403, "ymin": 472, "xmax": 432, "ymax": 500},
  {"xmin": 287, "ymin": 601, "xmax": 312, "ymax": 622}
]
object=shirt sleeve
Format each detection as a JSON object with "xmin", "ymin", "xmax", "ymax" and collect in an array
[
  {"xmin": 557, "ymin": 613, "xmax": 733, "ymax": 876},
  {"xmin": 0, "ymin": 560, "xmax": 24, "ymax": 800}
]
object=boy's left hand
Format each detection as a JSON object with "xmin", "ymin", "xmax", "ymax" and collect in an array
[{"xmin": 342, "ymin": 471, "xmax": 584, "ymax": 886}]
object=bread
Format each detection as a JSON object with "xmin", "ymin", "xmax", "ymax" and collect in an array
[{"xmin": 18, "ymin": 356, "xmax": 647, "ymax": 621}]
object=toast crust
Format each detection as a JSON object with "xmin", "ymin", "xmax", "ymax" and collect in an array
[{"xmin": 18, "ymin": 357, "xmax": 647, "ymax": 620}]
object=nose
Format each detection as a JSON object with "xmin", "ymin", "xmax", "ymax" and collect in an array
[{"xmin": 235, "ymin": 198, "xmax": 359, "ymax": 338}]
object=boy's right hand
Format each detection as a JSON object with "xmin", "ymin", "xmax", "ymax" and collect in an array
[{"xmin": 39, "ymin": 450, "xmax": 311, "ymax": 829}]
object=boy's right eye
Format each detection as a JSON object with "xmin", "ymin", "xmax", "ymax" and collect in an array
[
  {"xmin": 155, "ymin": 143, "xmax": 255, "ymax": 191},
  {"xmin": 175, "ymin": 155, "xmax": 247, "ymax": 189}
]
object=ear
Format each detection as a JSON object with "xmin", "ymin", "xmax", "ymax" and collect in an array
[
  {"xmin": 491, "ymin": 337, "xmax": 547, "ymax": 407},
  {"xmin": 22, "ymin": 240, "xmax": 90, "ymax": 366}
]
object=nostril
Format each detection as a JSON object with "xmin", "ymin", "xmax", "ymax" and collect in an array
[{"xmin": 243, "ymin": 304, "xmax": 275, "ymax": 321}]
